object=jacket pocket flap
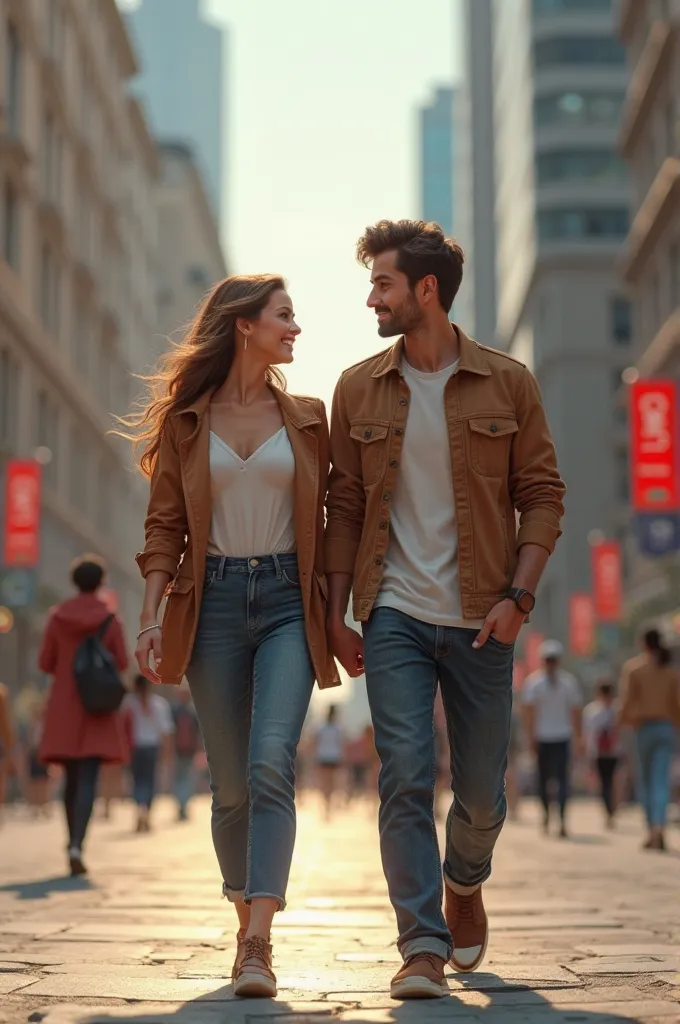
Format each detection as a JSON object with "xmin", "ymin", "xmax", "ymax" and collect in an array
[
  {"xmin": 468, "ymin": 417, "xmax": 518, "ymax": 439},
  {"xmin": 350, "ymin": 423, "xmax": 389, "ymax": 443},
  {"xmin": 166, "ymin": 575, "xmax": 195, "ymax": 596}
]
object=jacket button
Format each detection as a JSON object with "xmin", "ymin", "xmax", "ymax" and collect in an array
[
  {"xmin": 490, "ymin": 423, "xmax": 498, "ymax": 433},
  {"xmin": 374, "ymin": 557, "xmax": 383, "ymax": 566},
  {"xmin": 394, "ymin": 427, "xmax": 404, "ymax": 436},
  {"xmin": 364, "ymin": 428, "xmax": 372, "ymax": 439},
  {"xmin": 382, "ymin": 492, "xmax": 391, "ymax": 502},
  {"xmin": 390, "ymin": 459, "xmax": 398, "ymax": 468},
  {"xmin": 379, "ymin": 519, "xmax": 388, "ymax": 529},
  {"xmin": 399, "ymin": 397, "xmax": 408, "ymax": 406}
]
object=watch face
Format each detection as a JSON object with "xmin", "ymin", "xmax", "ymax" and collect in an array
[{"xmin": 518, "ymin": 591, "xmax": 535, "ymax": 614}]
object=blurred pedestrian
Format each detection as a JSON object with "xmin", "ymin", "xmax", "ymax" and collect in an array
[
  {"xmin": 38, "ymin": 554, "xmax": 129, "ymax": 876},
  {"xmin": 315, "ymin": 705, "xmax": 344, "ymax": 820},
  {"xmin": 583, "ymin": 680, "xmax": 621, "ymax": 828},
  {"xmin": 25, "ymin": 696, "xmax": 52, "ymax": 816},
  {"xmin": 522, "ymin": 640, "xmax": 582, "ymax": 838},
  {"xmin": 0, "ymin": 682, "xmax": 16, "ymax": 820},
  {"xmin": 619, "ymin": 628, "xmax": 680, "ymax": 852},
  {"xmin": 172, "ymin": 687, "xmax": 202, "ymax": 821},
  {"xmin": 125, "ymin": 274, "xmax": 339, "ymax": 998},
  {"xmin": 345, "ymin": 724, "xmax": 376, "ymax": 803},
  {"xmin": 124, "ymin": 675, "xmax": 174, "ymax": 833}
]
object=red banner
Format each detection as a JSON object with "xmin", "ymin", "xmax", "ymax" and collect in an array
[
  {"xmin": 630, "ymin": 380, "xmax": 680, "ymax": 511},
  {"xmin": 524, "ymin": 633, "xmax": 545, "ymax": 674},
  {"xmin": 592, "ymin": 541, "xmax": 622, "ymax": 623},
  {"xmin": 569, "ymin": 593, "xmax": 595, "ymax": 656},
  {"xmin": 3, "ymin": 460, "xmax": 41, "ymax": 567}
]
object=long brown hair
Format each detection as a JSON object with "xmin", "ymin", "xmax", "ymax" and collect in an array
[{"xmin": 117, "ymin": 274, "xmax": 287, "ymax": 476}]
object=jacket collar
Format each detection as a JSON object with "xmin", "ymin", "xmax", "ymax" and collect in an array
[
  {"xmin": 175, "ymin": 384, "xmax": 321, "ymax": 429},
  {"xmin": 371, "ymin": 324, "xmax": 491, "ymax": 378}
]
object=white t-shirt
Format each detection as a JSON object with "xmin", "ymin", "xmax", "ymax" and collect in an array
[
  {"xmin": 522, "ymin": 670, "xmax": 582, "ymax": 742},
  {"xmin": 124, "ymin": 693, "xmax": 174, "ymax": 748},
  {"xmin": 375, "ymin": 358, "xmax": 484, "ymax": 629},
  {"xmin": 315, "ymin": 723, "xmax": 343, "ymax": 765}
]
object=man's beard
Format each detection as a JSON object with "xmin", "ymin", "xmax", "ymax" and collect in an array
[{"xmin": 376, "ymin": 299, "xmax": 422, "ymax": 337}]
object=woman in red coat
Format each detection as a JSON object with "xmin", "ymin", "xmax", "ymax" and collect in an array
[{"xmin": 39, "ymin": 554, "xmax": 129, "ymax": 875}]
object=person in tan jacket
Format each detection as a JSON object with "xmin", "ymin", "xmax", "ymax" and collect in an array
[
  {"xmin": 121, "ymin": 274, "xmax": 339, "ymax": 999},
  {"xmin": 620, "ymin": 628, "xmax": 680, "ymax": 852},
  {"xmin": 326, "ymin": 220, "xmax": 565, "ymax": 999}
]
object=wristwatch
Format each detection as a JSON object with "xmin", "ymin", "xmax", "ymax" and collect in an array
[{"xmin": 506, "ymin": 587, "xmax": 535, "ymax": 615}]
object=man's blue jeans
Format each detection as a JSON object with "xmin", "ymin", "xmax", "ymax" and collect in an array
[
  {"xmin": 186, "ymin": 553, "xmax": 315, "ymax": 910},
  {"xmin": 363, "ymin": 607, "xmax": 513, "ymax": 962},
  {"xmin": 635, "ymin": 720, "xmax": 677, "ymax": 827}
]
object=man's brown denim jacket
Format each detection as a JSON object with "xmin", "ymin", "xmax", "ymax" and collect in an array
[{"xmin": 325, "ymin": 327, "xmax": 566, "ymax": 623}]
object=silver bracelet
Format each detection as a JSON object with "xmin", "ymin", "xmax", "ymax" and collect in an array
[{"xmin": 137, "ymin": 623, "xmax": 161, "ymax": 639}]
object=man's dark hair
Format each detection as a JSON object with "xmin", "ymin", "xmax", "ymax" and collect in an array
[
  {"xmin": 70, "ymin": 554, "xmax": 106, "ymax": 594},
  {"xmin": 356, "ymin": 219, "xmax": 464, "ymax": 312}
]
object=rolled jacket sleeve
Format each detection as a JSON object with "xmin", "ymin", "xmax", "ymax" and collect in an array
[
  {"xmin": 135, "ymin": 416, "xmax": 188, "ymax": 579},
  {"xmin": 510, "ymin": 367, "xmax": 566, "ymax": 555},
  {"xmin": 325, "ymin": 376, "xmax": 365, "ymax": 575}
]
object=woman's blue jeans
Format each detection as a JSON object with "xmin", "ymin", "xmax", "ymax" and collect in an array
[
  {"xmin": 186, "ymin": 553, "xmax": 315, "ymax": 910},
  {"xmin": 635, "ymin": 720, "xmax": 677, "ymax": 827},
  {"xmin": 131, "ymin": 745, "xmax": 159, "ymax": 808}
]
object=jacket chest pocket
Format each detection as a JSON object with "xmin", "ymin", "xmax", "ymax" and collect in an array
[
  {"xmin": 350, "ymin": 422, "xmax": 390, "ymax": 485},
  {"xmin": 468, "ymin": 417, "xmax": 518, "ymax": 478}
]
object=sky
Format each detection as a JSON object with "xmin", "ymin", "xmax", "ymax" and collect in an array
[{"xmin": 122, "ymin": 0, "xmax": 462, "ymax": 409}]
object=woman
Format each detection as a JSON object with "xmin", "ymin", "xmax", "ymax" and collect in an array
[
  {"xmin": 620, "ymin": 629, "xmax": 680, "ymax": 851},
  {"xmin": 124, "ymin": 675, "xmax": 174, "ymax": 833},
  {"xmin": 38, "ymin": 555, "xmax": 129, "ymax": 875},
  {"xmin": 583, "ymin": 680, "xmax": 621, "ymax": 828},
  {"xmin": 314, "ymin": 704, "xmax": 344, "ymax": 820},
  {"xmin": 123, "ymin": 274, "xmax": 339, "ymax": 999}
]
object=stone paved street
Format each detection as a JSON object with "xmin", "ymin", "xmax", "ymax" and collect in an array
[{"xmin": 0, "ymin": 794, "xmax": 678, "ymax": 1023}]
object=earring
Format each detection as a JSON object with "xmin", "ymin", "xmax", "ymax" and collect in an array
[{"xmin": 242, "ymin": 332, "xmax": 248, "ymax": 351}]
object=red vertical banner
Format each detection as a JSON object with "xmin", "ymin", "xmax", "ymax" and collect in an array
[
  {"xmin": 630, "ymin": 380, "xmax": 680, "ymax": 511},
  {"xmin": 3, "ymin": 460, "xmax": 42, "ymax": 567},
  {"xmin": 592, "ymin": 541, "xmax": 622, "ymax": 623},
  {"xmin": 569, "ymin": 593, "xmax": 595, "ymax": 656},
  {"xmin": 524, "ymin": 633, "xmax": 544, "ymax": 674}
]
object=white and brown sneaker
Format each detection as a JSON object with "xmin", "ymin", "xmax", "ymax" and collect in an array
[
  {"xmin": 445, "ymin": 884, "xmax": 489, "ymax": 973},
  {"xmin": 390, "ymin": 953, "xmax": 448, "ymax": 999},
  {"xmin": 233, "ymin": 935, "xmax": 277, "ymax": 998},
  {"xmin": 231, "ymin": 928, "xmax": 247, "ymax": 983}
]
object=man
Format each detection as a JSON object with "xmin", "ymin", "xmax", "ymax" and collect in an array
[
  {"xmin": 522, "ymin": 640, "xmax": 582, "ymax": 838},
  {"xmin": 171, "ymin": 687, "xmax": 201, "ymax": 822},
  {"xmin": 325, "ymin": 219, "xmax": 565, "ymax": 999}
]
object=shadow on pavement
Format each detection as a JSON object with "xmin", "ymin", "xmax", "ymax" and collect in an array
[
  {"xmin": 0, "ymin": 875, "xmax": 95, "ymax": 900},
  {"xmin": 48, "ymin": 976, "xmax": 648, "ymax": 1022}
]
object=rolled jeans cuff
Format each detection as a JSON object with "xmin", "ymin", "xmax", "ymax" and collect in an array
[
  {"xmin": 402, "ymin": 936, "xmax": 451, "ymax": 963},
  {"xmin": 221, "ymin": 882, "xmax": 246, "ymax": 903},
  {"xmin": 245, "ymin": 891, "xmax": 287, "ymax": 912},
  {"xmin": 443, "ymin": 873, "xmax": 482, "ymax": 896}
]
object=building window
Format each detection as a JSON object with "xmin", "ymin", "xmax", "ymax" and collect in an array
[
  {"xmin": 69, "ymin": 426, "xmax": 88, "ymax": 514},
  {"xmin": 533, "ymin": 0, "xmax": 611, "ymax": 11},
  {"xmin": 0, "ymin": 347, "xmax": 20, "ymax": 450},
  {"xmin": 667, "ymin": 96, "xmax": 677, "ymax": 157},
  {"xmin": 610, "ymin": 298, "xmax": 631, "ymax": 345},
  {"xmin": 534, "ymin": 91, "xmax": 624, "ymax": 127},
  {"xmin": 39, "ymin": 242, "xmax": 60, "ymax": 338},
  {"xmin": 534, "ymin": 36, "xmax": 626, "ymax": 68},
  {"xmin": 35, "ymin": 389, "xmax": 59, "ymax": 488},
  {"xmin": 670, "ymin": 241, "xmax": 679, "ymax": 312},
  {"xmin": 536, "ymin": 150, "xmax": 628, "ymax": 184},
  {"xmin": 6, "ymin": 21, "xmax": 22, "ymax": 137},
  {"xmin": 615, "ymin": 448, "xmax": 630, "ymax": 503},
  {"xmin": 2, "ymin": 181, "xmax": 19, "ymax": 270},
  {"xmin": 537, "ymin": 207, "xmax": 629, "ymax": 241}
]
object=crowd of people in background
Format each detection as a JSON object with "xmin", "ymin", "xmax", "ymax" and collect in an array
[{"xmin": 0, "ymin": 553, "xmax": 679, "ymax": 874}]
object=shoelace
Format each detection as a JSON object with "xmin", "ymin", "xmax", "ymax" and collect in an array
[
  {"xmin": 239, "ymin": 934, "xmax": 275, "ymax": 979},
  {"xmin": 404, "ymin": 952, "xmax": 442, "ymax": 971},
  {"xmin": 455, "ymin": 893, "xmax": 478, "ymax": 922}
]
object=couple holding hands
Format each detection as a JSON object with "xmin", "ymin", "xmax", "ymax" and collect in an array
[{"xmin": 128, "ymin": 218, "xmax": 565, "ymax": 999}]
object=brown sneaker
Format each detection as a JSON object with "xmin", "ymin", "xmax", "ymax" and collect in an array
[
  {"xmin": 233, "ymin": 935, "xmax": 277, "ymax": 998},
  {"xmin": 445, "ymin": 884, "xmax": 488, "ymax": 973},
  {"xmin": 231, "ymin": 928, "xmax": 247, "ymax": 982},
  {"xmin": 390, "ymin": 953, "xmax": 448, "ymax": 999}
]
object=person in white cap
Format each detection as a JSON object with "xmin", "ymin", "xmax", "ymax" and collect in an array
[{"xmin": 522, "ymin": 640, "xmax": 582, "ymax": 837}]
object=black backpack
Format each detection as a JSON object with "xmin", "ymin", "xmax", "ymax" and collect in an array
[{"xmin": 74, "ymin": 614, "xmax": 126, "ymax": 716}]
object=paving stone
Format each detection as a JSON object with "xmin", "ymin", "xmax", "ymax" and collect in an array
[
  {"xmin": 570, "ymin": 954, "xmax": 680, "ymax": 975},
  {"xmin": 0, "ymin": 943, "xmax": 153, "ymax": 965},
  {"xmin": 277, "ymin": 909, "xmax": 391, "ymax": 928},
  {"xmin": 36, "ymin": 1003, "xmax": 341, "ymax": 1024},
  {"xmin": 59, "ymin": 922, "xmax": 226, "ymax": 942},
  {"xmin": 0, "ymin": 921, "xmax": 67, "ymax": 938},
  {"xmin": 575, "ymin": 944, "xmax": 680, "ymax": 957},
  {"xmin": 18, "ymin": 974, "xmax": 236, "ymax": 1000},
  {"xmin": 0, "ymin": 973, "xmax": 41, "ymax": 993}
]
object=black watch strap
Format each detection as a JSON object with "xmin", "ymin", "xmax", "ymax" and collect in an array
[{"xmin": 506, "ymin": 587, "xmax": 535, "ymax": 614}]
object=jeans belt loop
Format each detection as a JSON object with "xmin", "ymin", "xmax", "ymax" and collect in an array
[
  {"xmin": 271, "ymin": 552, "xmax": 282, "ymax": 579},
  {"xmin": 217, "ymin": 556, "xmax": 227, "ymax": 580}
]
